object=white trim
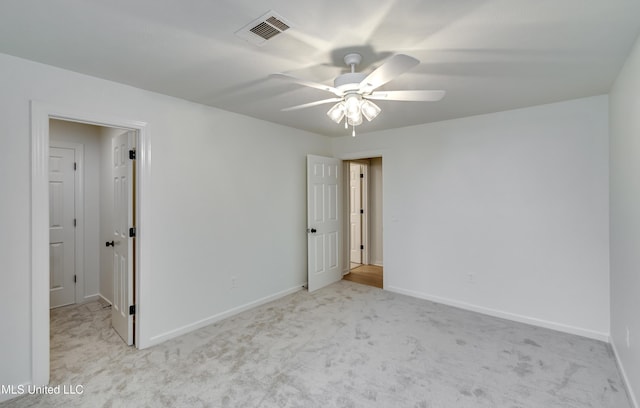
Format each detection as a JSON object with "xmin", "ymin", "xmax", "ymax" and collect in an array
[
  {"xmin": 386, "ymin": 285, "xmax": 610, "ymax": 342},
  {"xmin": 30, "ymin": 101, "xmax": 150, "ymax": 386},
  {"xmin": 0, "ymin": 382, "xmax": 32, "ymax": 403},
  {"xmin": 611, "ymin": 338, "xmax": 639, "ymax": 408},
  {"xmin": 81, "ymin": 294, "xmax": 101, "ymax": 303},
  {"xmin": 30, "ymin": 102, "xmax": 50, "ymax": 387},
  {"xmin": 98, "ymin": 293, "xmax": 113, "ymax": 306},
  {"xmin": 49, "ymin": 141, "xmax": 85, "ymax": 306},
  {"xmin": 147, "ymin": 285, "xmax": 304, "ymax": 347},
  {"xmin": 361, "ymin": 162, "xmax": 369, "ymax": 265},
  {"xmin": 334, "ymin": 149, "xmax": 386, "ymax": 161}
]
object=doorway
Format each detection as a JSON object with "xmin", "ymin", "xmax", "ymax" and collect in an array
[
  {"xmin": 31, "ymin": 101, "xmax": 148, "ymax": 386},
  {"xmin": 343, "ymin": 157, "xmax": 383, "ymax": 288},
  {"xmin": 48, "ymin": 119, "xmax": 137, "ymax": 343}
]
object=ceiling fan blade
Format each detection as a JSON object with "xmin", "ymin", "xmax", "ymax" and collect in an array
[
  {"xmin": 270, "ymin": 73, "xmax": 343, "ymax": 96},
  {"xmin": 365, "ymin": 90, "xmax": 446, "ymax": 102},
  {"xmin": 281, "ymin": 98, "xmax": 343, "ymax": 112},
  {"xmin": 359, "ymin": 54, "xmax": 420, "ymax": 92}
]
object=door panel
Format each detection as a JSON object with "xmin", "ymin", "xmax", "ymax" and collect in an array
[
  {"xmin": 110, "ymin": 131, "xmax": 134, "ymax": 345},
  {"xmin": 307, "ymin": 155, "xmax": 342, "ymax": 292},
  {"xmin": 49, "ymin": 147, "xmax": 76, "ymax": 308}
]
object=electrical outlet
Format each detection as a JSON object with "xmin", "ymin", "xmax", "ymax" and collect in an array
[
  {"xmin": 467, "ymin": 273, "xmax": 475, "ymax": 283},
  {"xmin": 626, "ymin": 327, "xmax": 631, "ymax": 348},
  {"xmin": 231, "ymin": 276, "xmax": 237, "ymax": 289}
]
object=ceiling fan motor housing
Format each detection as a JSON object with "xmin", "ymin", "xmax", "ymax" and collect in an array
[{"xmin": 334, "ymin": 72, "xmax": 367, "ymax": 91}]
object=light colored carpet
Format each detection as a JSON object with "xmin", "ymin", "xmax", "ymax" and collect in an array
[{"xmin": 3, "ymin": 281, "xmax": 631, "ymax": 407}]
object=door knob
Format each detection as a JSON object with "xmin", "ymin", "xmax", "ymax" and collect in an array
[
  {"xmin": 105, "ymin": 241, "xmax": 115, "ymax": 247},
  {"xmin": 308, "ymin": 228, "xmax": 317, "ymax": 234}
]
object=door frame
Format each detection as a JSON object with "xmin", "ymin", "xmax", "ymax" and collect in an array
[
  {"xmin": 48, "ymin": 141, "xmax": 85, "ymax": 305},
  {"xmin": 336, "ymin": 151, "xmax": 384, "ymax": 283},
  {"xmin": 348, "ymin": 160, "xmax": 370, "ymax": 267},
  {"xmin": 30, "ymin": 101, "xmax": 150, "ymax": 387}
]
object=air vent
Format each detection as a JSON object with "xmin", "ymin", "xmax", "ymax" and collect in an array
[
  {"xmin": 250, "ymin": 22, "xmax": 280, "ymax": 40},
  {"xmin": 266, "ymin": 16, "xmax": 289, "ymax": 32},
  {"xmin": 235, "ymin": 10, "xmax": 292, "ymax": 46}
]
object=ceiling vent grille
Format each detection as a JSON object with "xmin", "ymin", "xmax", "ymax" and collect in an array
[
  {"xmin": 266, "ymin": 16, "xmax": 289, "ymax": 32},
  {"xmin": 235, "ymin": 11, "xmax": 292, "ymax": 46}
]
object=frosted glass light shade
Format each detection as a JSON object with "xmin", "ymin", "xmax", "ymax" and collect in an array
[
  {"xmin": 347, "ymin": 113, "xmax": 363, "ymax": 126},
  {"xmin": 361, "ymin": 100, "xmax": 381, "ymax": 121},
  {"xmin": 345, "ymin": 94, "xmax": 361, "ymax": 117},
  {"xmin": 327, "ymin": 102, "xmax": 345, "ymax": 123}
]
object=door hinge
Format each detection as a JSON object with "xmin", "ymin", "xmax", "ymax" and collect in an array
[
  {"xmin": 73, "ymin": 218, "xmax": 77, "ymax": 227},
  {"xmin": 129, "ymin": 305, "xmax": 136, "ymax": 315},
  {"xmin": 129, "ymin": 149, "xmax": 136, "ymax": 160},
  {"xmin": 129, "ymin": 227, "xmax": 136, "ymax": 238},
  {"xmin": 360, "ymin": 173, "xmax": 364, "ymax": 178},
  {"xmin": 74, "ymin": 275, "xmax": 77, "ymax": 283},
  {"xmin": 74, "ymin": 162, "xmax": 77, "ymax": 171},
  {"xmin": 360, "ymin": 209, "xmax": 364, "ymax": 214},
  {"xmin": 360, "ymin": 245, "xmax": 364, "ymax": 250}
]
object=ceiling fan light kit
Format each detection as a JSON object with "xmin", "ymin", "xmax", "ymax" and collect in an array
[{"xmin": 273, "ymin": 52, "xmax": 445, "ymax": 137}]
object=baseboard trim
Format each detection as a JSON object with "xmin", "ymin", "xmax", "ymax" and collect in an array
[
  {"xmin": 82, "ymin": 294, "xmax": 101, "ymax": 303},
  {"xmin": 146, "ymin": 285, "xmax": 305, "ymax": 347},
  {"xmin": 386, "ymin": 286, "xmax": 610, "ymax": 342},
  {"xmin": 611, "ymin": 337, "xmax": 639, "ymax": 408},
  {"xmin": 97, "ymin": 294, "xmax": 112, "ymax": 305},
  {"xmin": 0, "ymin": 382, "xmax": 31, "ymax": 403}
]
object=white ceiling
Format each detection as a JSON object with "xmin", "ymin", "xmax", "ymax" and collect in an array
[{"xmin": 1, "ymin": 0, "xmax": 639, "ymax": 137}]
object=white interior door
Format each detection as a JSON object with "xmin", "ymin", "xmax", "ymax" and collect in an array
[
  {"xmin": 110, "ymin": 131, "xmax": 135, "ymax": 345},
  {"xmin": 49, "ymin": 147, "xmax": 76, "ymax": 308},
  {"xmin": 349, "ymin": 163, "xmax": 362, "ymax": 265},
  {"xmin": 307, "ymin": 155, "xmax": 342, "ymax": 292}
]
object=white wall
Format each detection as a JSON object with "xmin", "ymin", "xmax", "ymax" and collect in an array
[
  {"xmin": 50, "ymin": 119, "xmax": 102, "ymax": 302},
  {"xmin": 609, "ymin": 33, "xmax": 640, "ymax": 407},
  {"xmin": 369, "ymin": 157, "xmax": 383, "ymax": 266},
  {"xmin": 332, "ymin": 95, "xmax": 611, "ymax": 340},
  {"xmin": 0, "ymin": 52, "xmax": 330, "ymax": 391}
]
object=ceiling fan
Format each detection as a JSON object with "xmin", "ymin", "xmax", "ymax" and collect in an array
[{"xmin": 271, "ymin": 52, "xmax": 446, "ymax": 136}]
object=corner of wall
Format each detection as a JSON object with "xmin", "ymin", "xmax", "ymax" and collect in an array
[
  {"xmin": 608, "ymin": 30, "xmax": 640, "ymax": 408},
  {"xmin": 611, "ymin": 337, "xmax": 639, "ymax": 408}
]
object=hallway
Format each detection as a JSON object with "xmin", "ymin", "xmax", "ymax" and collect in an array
[{"xmin": 343, "ymin": 264, "xmax": 383, "ymax": 288}]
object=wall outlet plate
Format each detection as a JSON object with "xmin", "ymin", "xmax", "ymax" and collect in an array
[{"xmin": 626, "ymin": 326, "xmax": 631, "ymax": 348}]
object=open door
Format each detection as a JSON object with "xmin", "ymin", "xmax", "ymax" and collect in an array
[
  {"xmin": 349, "ymin": 162, "xmax": 363, "ymax": 265},
  {"xmin": 110, "ymin": 131, "xmax": 135, "ymax": 345},
  {"xmin": 307, "ymin": 155, "xmax": 342, "ymax": 292}
]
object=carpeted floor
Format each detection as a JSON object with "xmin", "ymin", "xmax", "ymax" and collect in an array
[{"xmin": 2, "ymin": 281, "xmax": 631, "ymax": 407}]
